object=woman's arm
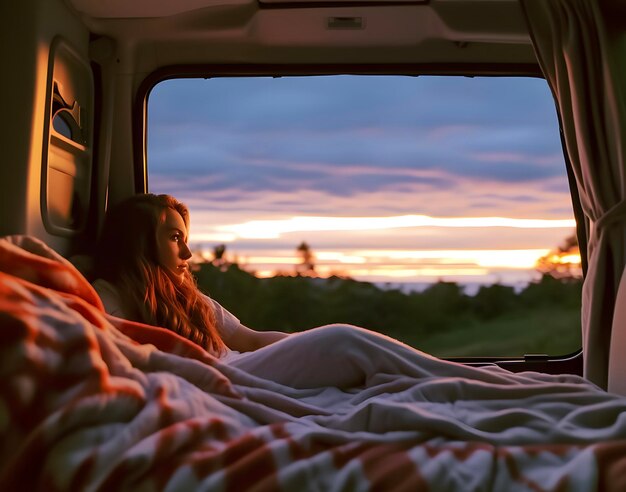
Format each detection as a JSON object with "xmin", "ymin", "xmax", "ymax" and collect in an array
[
  {"xmin": 205, "ymin": 295, "xmax": 288, "ymax": 352},
  {"xmin": 227, "ymin": 324, "xmax": 290, "ymax": 352}
]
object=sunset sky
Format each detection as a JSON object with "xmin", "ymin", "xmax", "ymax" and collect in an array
[{"xmin": 147, "ymin": 75, "xmax": 577, "ymax": 290}]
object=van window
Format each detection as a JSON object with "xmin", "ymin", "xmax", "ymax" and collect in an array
[{"xmin": 147, "ymin": 75, "xmax": 581, "ymax": 358}]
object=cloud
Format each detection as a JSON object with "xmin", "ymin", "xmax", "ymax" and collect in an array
[
  {"xmin": 148, "ymin": 75, "xmax": 565, "ymax": 183},
  {"xmin": 151, "ymin": 166, "xmax": 572, "ymax": 221},
  {"xmin": 214, "ymin": 215, "xmax": 574, "ymax": 242}
]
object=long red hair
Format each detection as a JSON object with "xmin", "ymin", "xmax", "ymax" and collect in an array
[{"xmin": 95, "ymin": 193, "xmax": 225, "ymax": 355}]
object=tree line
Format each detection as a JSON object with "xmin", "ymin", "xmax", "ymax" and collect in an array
[{"xmin": 194, "ymin": 261, "xmax": 581, "ymax": 339}]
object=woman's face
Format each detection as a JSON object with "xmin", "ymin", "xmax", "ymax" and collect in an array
[{"xmin": 156, "ymin": 207, "xmax": 192, "ymax": 284}]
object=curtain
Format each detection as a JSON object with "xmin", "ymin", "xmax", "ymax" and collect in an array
[{"xmin": 519, "ymin": 0, "xmax": 626, "ymax": 389}]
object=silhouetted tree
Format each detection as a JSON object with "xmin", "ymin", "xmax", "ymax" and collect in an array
[
  {"xmin": 536, "ymin": 232, "xmax": 582, "ymax": 279},
  {"xmin": 213, "ymin": 244, "xmax": 226, "ymax": 261},
  {"xmin": 295, "ymin": 241, "xmax": 316, "ymax": 276},
  {"xmin": 211, "ymin": 243, "xmax": 229, "ymax": 271}
]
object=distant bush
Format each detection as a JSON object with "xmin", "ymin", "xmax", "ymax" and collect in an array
[{"xmin": 472, "ymin": 284, "xmax": 518, "ymax": 319}]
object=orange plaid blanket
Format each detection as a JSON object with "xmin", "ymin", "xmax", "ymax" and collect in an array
[{"xmin": 1, "ymin": 236, "xmax": 625, "ymax": 491}]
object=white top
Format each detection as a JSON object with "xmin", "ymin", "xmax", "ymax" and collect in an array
[{"xmin": 92, "ymin": 278, "xmax": 240, "ymax": 345}]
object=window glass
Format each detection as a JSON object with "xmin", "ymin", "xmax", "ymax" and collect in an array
[{"xmin": 147, "ymin": 75, "xmax": 581, "ymax": 357}]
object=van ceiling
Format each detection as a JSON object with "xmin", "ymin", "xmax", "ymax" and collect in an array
[{"xmin": 66, "ymin": 0, "xmax": 537, "ymax": 69}]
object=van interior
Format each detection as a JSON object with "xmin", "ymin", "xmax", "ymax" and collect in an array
[{"xmin": 1, "ymin": 0, "xmax": 625, "ymax": 489}]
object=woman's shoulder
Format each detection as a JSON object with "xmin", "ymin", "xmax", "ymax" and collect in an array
[
  {"xmin": 92, "ymin": 278, "xmax": 127, "ymax": 318},
  {"xmin": 202, "ymin": 294, "xmax": 240, "ymax": 342},
  {"xmin": 92, "ymin": 278, "xmax": 120, "ymax": 300}
]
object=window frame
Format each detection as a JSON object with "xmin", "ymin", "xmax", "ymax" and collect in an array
[{"xmin": 134, "ymin": 63, "xmax": 585, "ymax": 375}]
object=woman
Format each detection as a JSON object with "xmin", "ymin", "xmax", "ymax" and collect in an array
[
  {"xmin": 93, "ymin": 193, "xmax": 288, "ymax": 358},
  {"xmin": 93, "ymin": 194, "xmax": 500, "ymax": 390}
]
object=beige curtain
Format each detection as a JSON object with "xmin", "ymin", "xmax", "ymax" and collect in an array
[{"xmin": 520, "ymin": 0, "xmax": 626, "ymax": 388}]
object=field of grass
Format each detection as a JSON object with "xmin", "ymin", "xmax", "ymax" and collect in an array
[{"xmin": 409, "ymin": 307, "xmax": 581, "ymax": 358}]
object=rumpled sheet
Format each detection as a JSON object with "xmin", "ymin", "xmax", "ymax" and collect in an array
[{"xmin": 1, "ymin": 235, "xmax": 626, "ymax": 491}]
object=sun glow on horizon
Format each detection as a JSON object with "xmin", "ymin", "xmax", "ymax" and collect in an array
[
  {"xmin": 188, "ymin": 213, "xmax": 578, "ymax": 285},
  {"xmin": 215, "ymin": 215, "xmax": 576, "ymax": 240},
  {"xmin": 353, "ymin": 249, "xmax": 551, "ymax": 269},
  {"xmin": 550, "ymin": 253, "xmax": 582, "ymax": 265},
  {"xmin": 193, "ymin": 245, "xmax": 566, "ymax": 286}
]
